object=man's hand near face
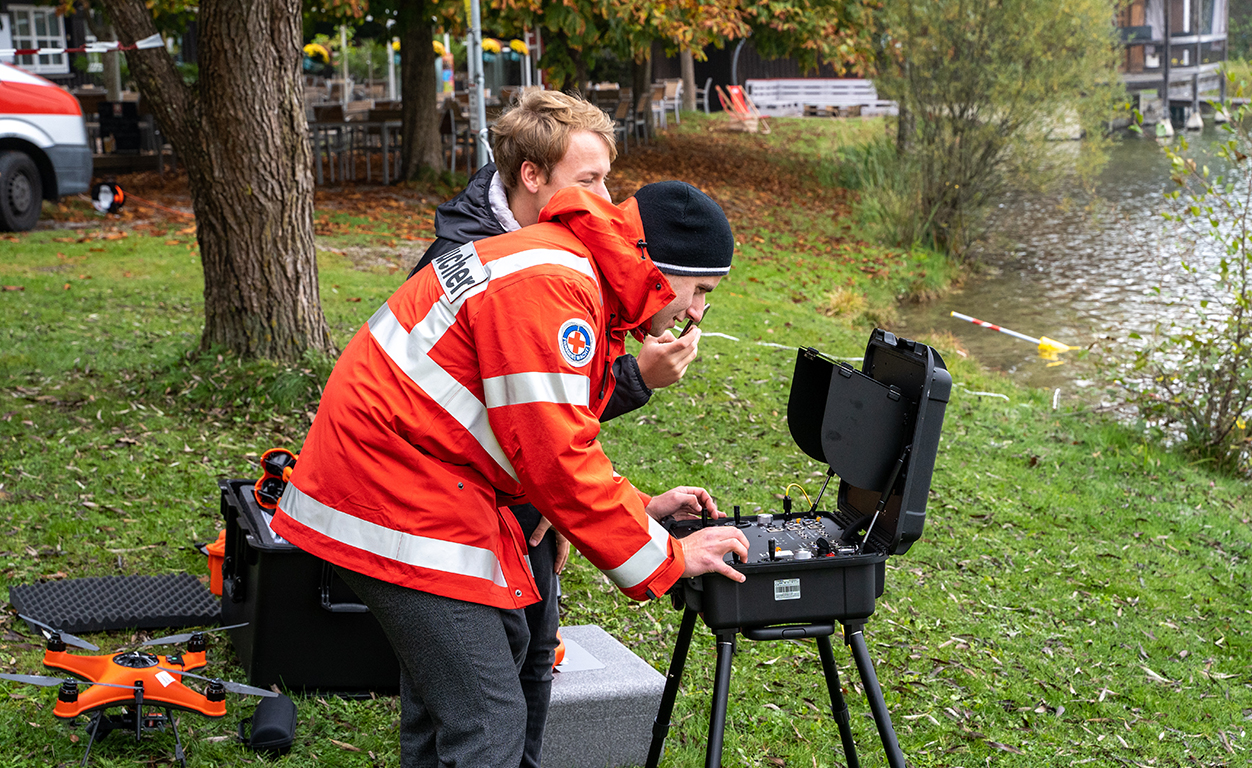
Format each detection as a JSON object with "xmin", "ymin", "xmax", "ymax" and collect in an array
[{"xmin": 637, "ymin": 328, "xmax": 702, "ymax": 390}]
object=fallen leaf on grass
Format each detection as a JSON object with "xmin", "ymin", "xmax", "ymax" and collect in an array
[
  {"xmin": 3, "ymin": 235, "xmax": 20, "ymax": 242},
  {"xmin": 988, "ymin": 742, "xmax": 1022, "ymax": 754},
  {"xmin": 3, "ymin": 286, "xmax": 23, "ymax": 291},
  {"xmin": 330, "ymin": 739, "xmax": 361, "ymax": 752},
  {"xmin": 103, "ymin": 232, "xmax": 127, "ymax": 240},
  {"xmin": 63, "ymin": 283, "xmax": 71, "ymax": 290},
  {"xmin": 165, "ymin": 239, "xmax": 181, "ymax": 246},
  {"xmin": 78, "ymin": 275, "xmax": 92, "ymax": 280},
  {"xmin": 89, "ymin": 248, "xmax": 105, "ymax": 253},
  {"xmin": 178, "ymin": 226, "xmax": 196, "ymax": 235},
  {"xmin": 346, "ymin": 297, "xmax": 362, "ymax": 302},
  {"xmin": 52, "ymin": 237, "xmax": 76, "ymax": 243}
]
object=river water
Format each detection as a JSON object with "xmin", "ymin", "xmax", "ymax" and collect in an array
[{"xmin": 895, "ymin": 128, "xmax": 1233, "ymax": 393}]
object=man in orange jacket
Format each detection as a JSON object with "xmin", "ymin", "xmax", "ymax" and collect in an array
[{"xmin": 273, "ymin": 181, "xmax": 748, "ymax": 768}]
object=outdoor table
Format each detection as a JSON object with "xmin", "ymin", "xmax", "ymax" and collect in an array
[{"xmin": 309, "ymin": 119, "xmax": 403, "ymax": 185}]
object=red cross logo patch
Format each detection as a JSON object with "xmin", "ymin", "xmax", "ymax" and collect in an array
[{"xmin": 558, "ymin": 318, "xmax": 595, "ymax": 368}]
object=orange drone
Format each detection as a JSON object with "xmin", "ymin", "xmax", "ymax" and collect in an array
[{"xmin": 1, "ymin": 614, "xmax": 275, "ymax": 767}]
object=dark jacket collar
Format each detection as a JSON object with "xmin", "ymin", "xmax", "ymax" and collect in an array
[{"xmin": 432, "ymin": 162, "xmax": 508, "ymax": 244}]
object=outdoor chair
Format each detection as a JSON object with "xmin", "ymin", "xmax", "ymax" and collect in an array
[
  {"xmin": 634, "ymin": 91, "xmax": 655, "ymax": 142},
  {"xmin": 310, "ymin": 103, "xmax": 350, "ymax": 184},
  {"xmin": 649, "ymin": 83, "xmax": 667, "ymax": 130},
  {"xmin": 716, "ymin": 85, "xmax": 770, "ymax": 134},
  {"xmin": 611, "ymin": 99, "xmax": 632, "ymax": 154},
  {"xmin": 696, "ymin": 77, "xmax": 713, "ymax": 114},
  {"xmin": 661, "ymin": 79, "xmax": 682, "ymax": 124}
]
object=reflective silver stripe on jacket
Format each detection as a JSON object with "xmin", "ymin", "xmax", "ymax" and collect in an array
[
  {"xmin": 602, "ymin": 516, "xmax": 672, "ymax": 590},
  {"xmin": 280, "ymin": 483, "xmax": 508, "ymax": 588},
  {"xmin": 488, "ymin": 248, "xmax": 598, "ymax": 286},
  {"xmin": 367, "ymin": 248, "xmax": 600, "ymax": 484},
  {"xmin": 483, "ymin": 371, "xmax": 590, "ymax": 409},
  {"xmin": 369, "ymin": 301, "xmax": 518, "ymax": 482}
]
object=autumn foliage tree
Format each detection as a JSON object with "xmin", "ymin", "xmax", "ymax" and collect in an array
[{"xmin": 98, "ymin": 0, "xmax": 337, "ymax": 362}]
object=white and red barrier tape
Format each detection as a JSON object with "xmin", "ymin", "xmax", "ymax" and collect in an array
[{"xmin": 0, "ymin": 33, "xmax": 164, "ymax": 58}]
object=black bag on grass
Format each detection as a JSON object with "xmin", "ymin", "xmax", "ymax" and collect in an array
[{"xmin": 238, "ymin": 693, "xmax": 298, "ymax": 757}]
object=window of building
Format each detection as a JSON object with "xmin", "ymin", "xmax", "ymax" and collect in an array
[{"xmin": 8, "ymin": 5, "xmax": 68, "ymax": 75}]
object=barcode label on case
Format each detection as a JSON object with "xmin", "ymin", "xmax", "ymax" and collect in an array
[{"xmin": 774, "ymin": 578, "xmax": 801, "ymax": 601}]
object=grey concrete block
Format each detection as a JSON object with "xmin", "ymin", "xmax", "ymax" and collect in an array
[{"xmin": 542, "ymin": 624, "xmax": 665, "ymax": 768}]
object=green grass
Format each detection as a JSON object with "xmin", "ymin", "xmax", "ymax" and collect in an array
[{"xmin": 0, "ymin": 125, "xmax": 1250, "ymax": 766}]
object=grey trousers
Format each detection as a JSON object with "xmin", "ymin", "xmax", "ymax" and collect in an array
[{"xmin": 336, "ymin": 566, "xmax": 530, "ymax": 768}]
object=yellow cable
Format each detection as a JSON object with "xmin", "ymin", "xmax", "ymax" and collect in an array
[{"xmin": 784, "ymin": 483, "xmax": 812, "ymax": 508}]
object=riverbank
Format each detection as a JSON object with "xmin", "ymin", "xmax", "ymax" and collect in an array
[{"xmin": 0, "ymin": 117, "xmax": 1247, "ymax": 766}]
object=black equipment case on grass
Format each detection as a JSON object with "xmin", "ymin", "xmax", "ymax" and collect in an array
[{"xmin": 218, "ymin": 479, "xmax": 400, "ymax": 693}]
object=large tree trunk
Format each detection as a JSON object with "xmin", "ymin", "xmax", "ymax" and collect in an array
[
  {"xmin": 100, "ymin": 0, "xmax": 336, "ymax": 363},
  {"xmin": 680, "ymin": 49, "xmax": 696, "ymax": 112},
  {"xmin": 571, "ymin": 47, "xmax": 589, "ymax": 94},
  {"xmin": 399, "ymin": 4, "xmax": 443, "ymax": 181}
]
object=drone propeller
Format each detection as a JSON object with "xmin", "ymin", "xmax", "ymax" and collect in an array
[
  {"xmin": 156, "ymin": 667, "xmax": 277, "ymax": 698},
  {"xmin": 0, "ymin": 673, "xmax": 136, "ymax": 691},
  {"xmin": 141, "ymin": 623, "xmax": 249, "ymax": 647},
  {"xmin": 17, "ymin": 614, "xmax": 100, "ymax": 651}
]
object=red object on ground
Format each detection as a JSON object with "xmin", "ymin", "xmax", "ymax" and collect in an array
[
  {"xmin": 206, "ymin": 530, "xmax": 227, "ymax": 597},
  {"xmin": 553, "ymin": 628, "xmax": 566, "ymax": 669}
]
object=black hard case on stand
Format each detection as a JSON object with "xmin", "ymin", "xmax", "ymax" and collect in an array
[
  {"xmin": 677, "ymin": 329, "xmax": 951, "ymax": 631},
  {"xmin": 218, "ymin": 479, "xmax": 400, "ymax": 693}
]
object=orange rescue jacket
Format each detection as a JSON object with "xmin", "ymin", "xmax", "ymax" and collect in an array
[{"xmin": 272, "ymin": 189, "xmax": 685, "ymax": 609}]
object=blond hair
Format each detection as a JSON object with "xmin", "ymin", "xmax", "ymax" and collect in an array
[{"xmin": 491, "ymin": 90, "xmax": 618, "ymax": 190}]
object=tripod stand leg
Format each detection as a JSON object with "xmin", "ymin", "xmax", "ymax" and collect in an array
[
  {"xmin": 845, "ymin": 623, "xmax": 905, "ymax": 768},
  {"xmin": 646, "ymin": 606, "xmax": 698, "ymax": 768},
  {"xmin": 816, "ymin": 635, "xmax": 861, "ymax": 768},
  {"xmin": 705, "ymin": 630, "xmax": 737, "ymax": 768}
]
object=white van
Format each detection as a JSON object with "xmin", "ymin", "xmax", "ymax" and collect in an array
[{"xmin": 0, "ymin": 62, "xmax": 92, "ymax": 231}]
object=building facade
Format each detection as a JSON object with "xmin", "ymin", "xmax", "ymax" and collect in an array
[{"xmin": 1118, "ymin": 0, "xmax": 1229, "ymax": 115}]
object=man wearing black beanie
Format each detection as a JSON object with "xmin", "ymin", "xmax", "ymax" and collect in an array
[{"xmin": 633, "ymin": 180, "xmax": 735, "ymax": 336}]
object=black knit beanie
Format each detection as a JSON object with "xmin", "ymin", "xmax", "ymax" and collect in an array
[{"xmin": 633, "ymin": 181, "xmax": 734, "ymax": 276}]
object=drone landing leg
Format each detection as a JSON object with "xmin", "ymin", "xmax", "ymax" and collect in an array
[
  {"xmin": 167, "ymin": 708, "xmax": 186, "ymax": 767},
  {"xmin": 80, "ymin": 714, "xmax": 104, "ymax": 767}
]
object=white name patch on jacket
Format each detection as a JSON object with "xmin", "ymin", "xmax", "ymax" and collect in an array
[{"xmin": 432, "ymin": 243, "xmax": 488, "ymax": 303}]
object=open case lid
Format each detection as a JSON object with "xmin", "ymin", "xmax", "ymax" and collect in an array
[{"xmin": 787, "ymin": 330, "xmax": 951, "ymax": 555}]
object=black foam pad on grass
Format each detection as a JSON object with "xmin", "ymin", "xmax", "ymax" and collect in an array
[{"xmin": 9, "ymin": 573, "xmax": 220, "ymax": 635}]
